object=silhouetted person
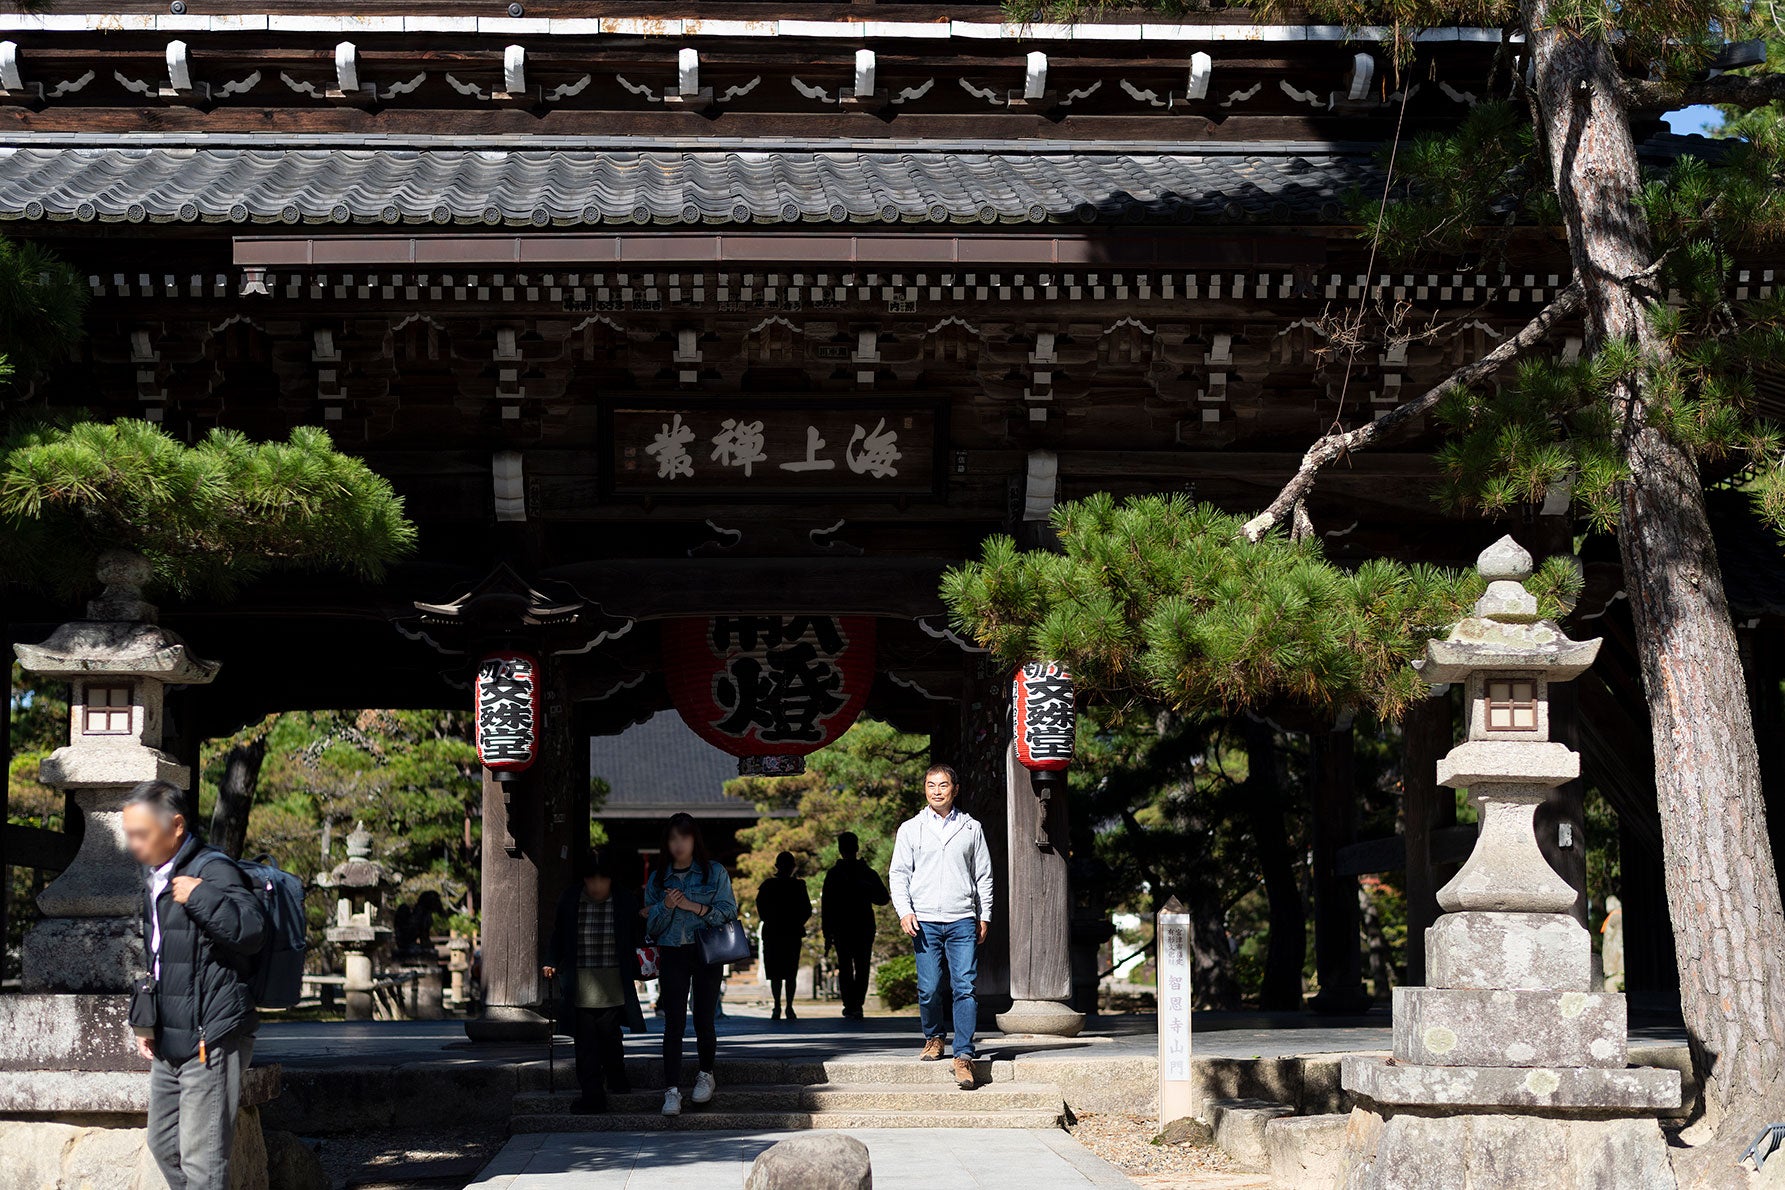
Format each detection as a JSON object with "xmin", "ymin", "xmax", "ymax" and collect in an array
[
  {"xmin": 756, "ymin": 851, "xmax": 812, "ymax": 1021},
  {"xmin": 822, "ymin": 831, "xmax": 890, "ymax": 1020}
]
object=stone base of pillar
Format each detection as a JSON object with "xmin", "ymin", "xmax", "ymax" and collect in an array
[
  {"xmin": 21, "ymin": 918, "xmax": 145, "ymax": 995},
  {"xmin": 465, "ymin": 1004, "xmax": 551, "ymax": 1043},
  {"xmin": 1337, "ymin": 1103, "xmax": 1676, "ymax": 1189},
  {"xmin": 0, "ymin": 995, "xmax": 140, "ymax": 1072},
  {"xmin": 994, "ymin": 998, "xmax": 1085, "ymax": 1038}
]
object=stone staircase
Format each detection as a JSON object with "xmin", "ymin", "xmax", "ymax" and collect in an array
[{"xmin": 510, "ymin": 1055, "xmax": 1066, "ymax": 1132}]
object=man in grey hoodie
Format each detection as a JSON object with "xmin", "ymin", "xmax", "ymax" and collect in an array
[{"xmin": 888, "ymin": 763, "xmax": 995, "ymax": 1090}]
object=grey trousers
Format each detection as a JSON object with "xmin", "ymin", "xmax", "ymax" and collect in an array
[{"xmin": 147, "ymin": 1035, "xmax": 254, "ymax": 1190}]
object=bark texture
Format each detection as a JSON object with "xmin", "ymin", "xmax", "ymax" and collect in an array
[
  {"xmin": 209, "ymin": 735, "xmax": 267, "ymax": 860},
  {"xmin": 1526, "ymin": 3, "xmax": 1785, "ymax": 1164}
]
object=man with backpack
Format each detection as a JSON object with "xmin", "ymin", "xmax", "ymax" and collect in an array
[{"xmin": 122, "ymin": 779, "xmax": 269, "ymax": 1190}]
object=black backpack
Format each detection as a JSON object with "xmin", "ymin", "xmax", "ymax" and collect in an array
[{"xmin": 237, "ymin": 854, "xmax": 307, "ymax": 1009}]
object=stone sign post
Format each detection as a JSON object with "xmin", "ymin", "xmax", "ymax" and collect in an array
[
  {"xmin": 1156, "ymin": 896, "xmax": 1194, "ymax": 1128},
  {"xmin": 1339, "ymin": 537, "xmax": 1681, "ymax": 1188}
]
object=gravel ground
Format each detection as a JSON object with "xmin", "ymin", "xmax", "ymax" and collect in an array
[
  {"xmin": 1068, "ymin": 1113, "xmax": 1272, "ymax": 1189},
  {"xmin": 312, "ymin": 1127, "xmax": 507, "ymax": 1190}
]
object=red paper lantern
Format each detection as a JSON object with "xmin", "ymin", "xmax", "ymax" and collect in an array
[
  {"xmin": 475, "ymin": 651, "xmax": 540, "ymax": 776},
  {"xmin": 664, "ymin": 615, "xmax": 877, "ymax": 776},
  {"xmin": 1013, "ymin": 660, "xmax": 1075, "ymax": 791}
]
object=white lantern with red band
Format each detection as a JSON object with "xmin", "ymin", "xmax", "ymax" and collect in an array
[
  {"xmin": 1013, "ymin": 660, "xmax": 1075, "ymax": 845},
  {"xmin": 475, "ymin": 651, "xmax": 540, "ymax": 777},
  {"xmin": 664, "ymin": 615, "xmax": 876, "ymax": 776}
]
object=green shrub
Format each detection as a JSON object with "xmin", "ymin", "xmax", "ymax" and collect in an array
[{"xmin": 875, "ymin": 953, "xmax": 919, "ymax": 1010}]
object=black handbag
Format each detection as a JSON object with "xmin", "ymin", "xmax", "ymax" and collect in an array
[
  {"xmin": 128, "ymin": 974, "xmax": 159, "ymax": 1033},
  {"xmin": 696, "ymin": 919, "xmax": 753, "ymax": 966}
]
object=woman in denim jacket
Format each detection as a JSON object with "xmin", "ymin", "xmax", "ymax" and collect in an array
[{"xmin": 644, "ymin": 812, "xmax": 738, "ymax": 1115}]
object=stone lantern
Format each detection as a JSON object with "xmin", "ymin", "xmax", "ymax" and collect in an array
[
  {"xmin": 12, "ymin": 551, "xmax": 219, "ymax": 996},
  {"xmin": 1339, "ymin": 537, "xmax": 1681, "ymax": 1187},
  {"xmin": 317, "ymin": 822, "xmax": 396, "ymax": 1020}
]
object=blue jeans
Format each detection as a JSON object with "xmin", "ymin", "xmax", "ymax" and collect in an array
[{"xmin": 914, "ymin": 917, "xmax": 979, "ymax": 1058}]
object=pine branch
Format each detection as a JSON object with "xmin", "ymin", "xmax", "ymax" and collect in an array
[
  {"xmin": 1238, "ymin": 279, "xmax": 1584, "ymax": 543},
  {"xmin": 1624, "ymin": 72, "xmax": 1785, "ymax": 111}
]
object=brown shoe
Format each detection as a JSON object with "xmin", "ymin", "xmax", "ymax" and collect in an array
[
  {"xmin": 919, "ymin": 1037, "xmax": 945, "ymax": 1062},
  {"xmin": 952, "ymin": 1057, "xmax": 976, "ymax": 1089}
]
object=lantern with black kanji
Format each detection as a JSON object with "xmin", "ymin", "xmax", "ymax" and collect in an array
[
  {"xmin": 1013, "ymin": 660, "xmax": 1075, "ymax": 846},
  {"xmin": 475, "ymin": 651, "xmax": 540, "ymax": 779},
  {"xmin": 664, "ymin": 615, "xmax": 876, "ymax": 776}
]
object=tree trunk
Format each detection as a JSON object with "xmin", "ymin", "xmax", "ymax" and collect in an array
[
  {"xmin": 1309, "ymin": 720, "xmax": 1368, "ymax": 1013},
  {"xmin": 1526, "ymin": 2, "xmax": 1785, "ymax": 1155},
  {"xmin": 1241, "ymin": 718, "xmax": 1306, "ymax": 1011},
  {"xmin": 209, "ymin": 736, "xmax": 267, "ymax": 859}
]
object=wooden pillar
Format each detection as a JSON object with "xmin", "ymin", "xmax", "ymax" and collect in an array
[
  {"xmin": 950, "ymin": 657, "xmax": 1010, "ymax": 1022},
  {"xmin": 1535, "ymin": 680, "xmax": 1589, "ymax": 926},
  {"xmin": 1309, "ymin": 719, "xmax": 1369, "ymax": 1014},
  {"xmin": 532, "ymin": 668, "xmax": 580, "ymax": 961},
  {"xmin": 466, "ymin": 767, "xmax": 547, "ymax": 1041},
  {"xmin": 997, "ymin": 741, "xmax": 1084, "ymax": 1036},
  {"xmin": 1401, "ymin": 693, "xmax": 1455, "ymax": 987}
]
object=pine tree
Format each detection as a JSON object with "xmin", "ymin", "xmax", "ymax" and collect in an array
[
  {"xmin": 0, "ymin": 418, "xmax": 417, "ymax": 599},
  {"xmin": 994, "ymin": 0, "xmax": 1785, "ymax": 1168},
  {"xmin": 0, "ymin": 236, "xmax": 85, "ymax": 390}
]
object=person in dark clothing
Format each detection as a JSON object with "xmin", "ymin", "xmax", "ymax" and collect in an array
[
  {"xmin": 544, "ymin": 849, "xmax": 647, "ymax": 1112},
  {"xmin": 122, "ymin": 780, "xmax": 267, "ymax": 1190},
  {"xmin": 821, "ymin": 832, "xmax": 890, "ymax": 1020},
  {"xmin": 755, "ymin": 852, "xmax": 812, "ymax": 1021}
]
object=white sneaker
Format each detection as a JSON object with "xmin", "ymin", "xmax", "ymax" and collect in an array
[
  {"xmin": 661, "ymin": 1088, "xmax": 682, "ymax": 1116},
  {"xmin": 691, "ymin": 1071, "xmax": 716, "ymax": 1105}
]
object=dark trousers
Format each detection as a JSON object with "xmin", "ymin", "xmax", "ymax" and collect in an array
[
  {"xmin": 834, "ymin": 938, "xmax": 873, "ymax": 1014},
  {"xmin": 571, "ymin": 1005, "xmax": 628, "ymax": 1100},
  {"xmin": 658, "ymin": 943, "xmax": 720, "ymax": 1086}
]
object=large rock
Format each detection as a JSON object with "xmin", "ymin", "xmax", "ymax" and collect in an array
[
  {"xmin": 264, "ymin": 1129, "xmax": 329, "ymax": 1190},
  {"xmin": 745, "ymin": 1134, "xmax": 872, "ymax": 1190},
  {"xmin": 1425, "ymin": 912, "xmax": 1591, "ymax": 992},
  {"xmin": 1392, "ymin": 987, "xmax": 1626, "ymax": 1068},
  {"xmin": 0, "ymin": 1104, "xmax": 269, "ymax": 1190},
  {"xmin": 1267, "ymin": 1114, "xmax": 1349, "ymax": 1190}
]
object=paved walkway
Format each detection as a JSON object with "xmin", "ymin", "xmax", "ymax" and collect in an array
[{"xmin": 470, "ymin": 1128, "xmax": 1137, "ymax": 1189}]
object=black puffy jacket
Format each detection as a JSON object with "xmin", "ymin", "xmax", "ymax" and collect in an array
[{"xmin": 144, "ymin": 834, "xmax": 267, "ymax": 1064}]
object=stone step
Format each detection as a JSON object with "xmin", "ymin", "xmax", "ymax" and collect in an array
[
  {"xmin": 1266, "ymin": 1113, "xmax": 1350, "ymax": 1190},
  {"xmin": 541, "ymin": 1055, "xmax": 1017, "ymax": 1091},
  {"xmin": 516, "ymin": 1083, "xmax": 1066, "ymax": 1115},
  {"xmin": 1207, "ymin": 1097, "xmax": 1295, "ymax": 1171},
  {"xmin": 510, "ymin": 1107, "xmax": 1064, "ymax": 1133}
]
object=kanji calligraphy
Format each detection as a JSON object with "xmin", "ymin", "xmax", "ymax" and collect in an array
[
  {"xmin": 609, "ymin": 405, "xmax": 938, "ymax": 496},
  {"xmin": 663, "ymin": 614, "xmax": 876, "ymax": 776},
  {"xmin": 475, "ymin": 651, "xmax": 539, "ymax": 773},
  {"xmin": 1013, "ymin": 660, "xmax": 1076, "ymax": 772},
  {"xmin": 1158, "ymin": 903, "xmax": 1193, "ymax": 1087}
]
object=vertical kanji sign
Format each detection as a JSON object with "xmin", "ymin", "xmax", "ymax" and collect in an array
[
  {"xmin": 475, "ymin": 651, "xmax": 540, "ymax": 774},
  {"xmin": 1157, "ymin": 896, "xmax": 1194, "ymax": 1127},
  {"xmin": 664, "ymin": 615, "xmax": 876, "ymax": 776},
  {"xmin": 1013, "ymin": 660, "xmax": 1076, "ymax": 776}
]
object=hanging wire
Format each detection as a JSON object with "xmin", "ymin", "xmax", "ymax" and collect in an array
[{"xmin": 1328, "ymin": 63, "xmax": 1414, "ymax": 440}]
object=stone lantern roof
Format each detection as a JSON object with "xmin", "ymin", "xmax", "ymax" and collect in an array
[
  {"xmin": 318, "ymin": 823, "xmax": 397, "ymax": 892},
  {"xmin": 1416, "ymin": 536, "xmax": 1600, "ymax": 685}
]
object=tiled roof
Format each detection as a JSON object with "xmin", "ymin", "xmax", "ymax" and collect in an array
[
  {"xmin": 0, "ymin": 141, "xmax": 1374, "ymax": 228},
  {"xmin": 590, "ymin": 713, "xmax": 755, "ymax": 815}
]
